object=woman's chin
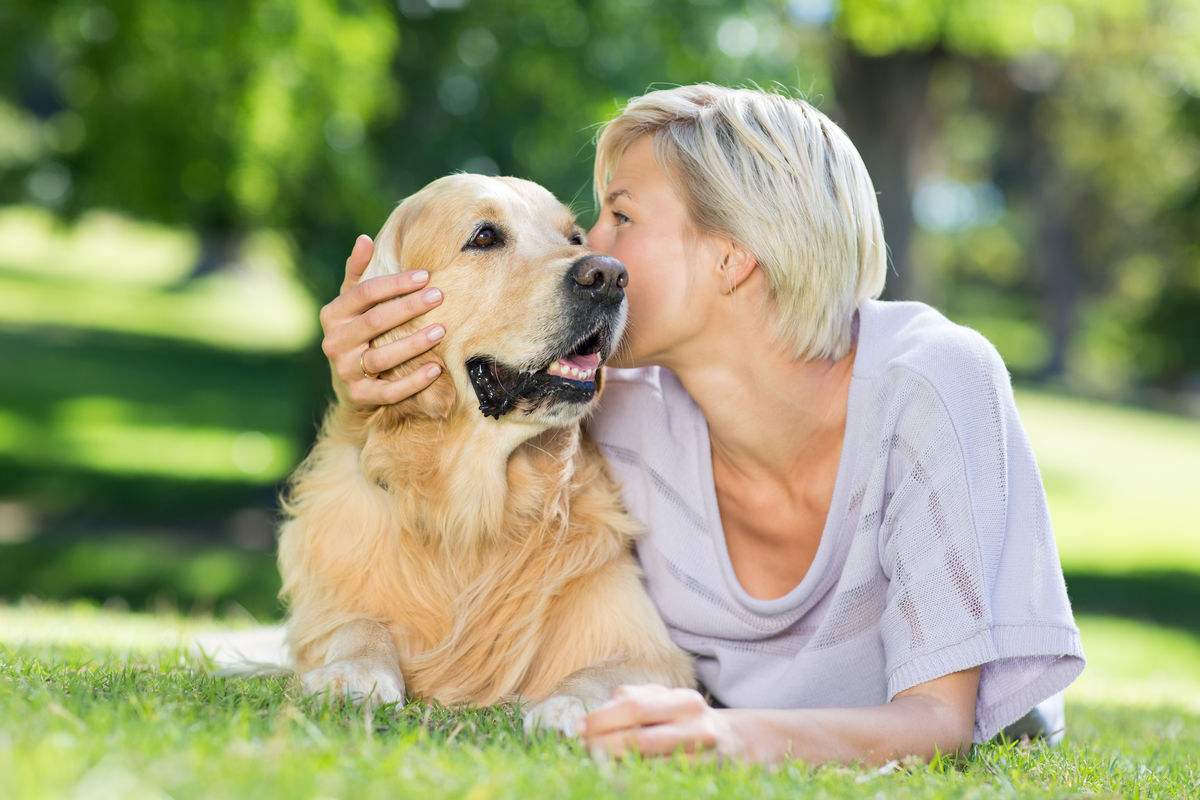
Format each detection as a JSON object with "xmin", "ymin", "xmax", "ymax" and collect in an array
[
  {"xmin": 605, "ymin": 332, "xmax": 667, "ymax": 370},
  {"xmin": 605, "ymin": 348, "xmax": 650, "ymax": 370}
]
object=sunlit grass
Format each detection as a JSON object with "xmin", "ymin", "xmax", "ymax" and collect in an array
[
  {"xmin": 0, "ymin": 206, "xmax": 194, "ymax": 286},
  {"xmin": 1016, "ymin": 389, "xmax": 1200, "ymax": 574},
  {"xmin": 1069, "ymin": 614, "xmax": 1200, "ymax": 713},
  {"xmin": 0, "ymin": 206, "xmax": 317, "ymax": 352},
  {"xmin": 0, "ymin": 602, "xmax": 256, "ymax": 652},
  {"xmin": 0, "ymin": 204, "xmax": 314, "ymax": 489},
  {"xmin": 0, "ymin": 268, "xmax": 316, "ymax": 353},
  {"xmin": 0, "ymin": 601, "xmax": 1197, "ymax": 799},
  {"xmin": 0, "ymin": 397, "xmax": 295, "ymax": 481},
  {"xmin": 0, "ymin": 538, "xmax": 283, "ymax": 620}
]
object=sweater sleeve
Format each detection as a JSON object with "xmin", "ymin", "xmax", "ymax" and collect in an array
[{"xmin": 876, "ymin": 330, "xmax": 1086, "ymax": 743}]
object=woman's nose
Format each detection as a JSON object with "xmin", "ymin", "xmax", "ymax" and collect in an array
[{"xmin": 585, "ymin": 222, "xmax": 611, "ymax": 254}]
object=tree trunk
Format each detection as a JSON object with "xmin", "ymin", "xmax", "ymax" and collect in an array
[
  {"xmin": 833, "ymin": 48, "xmax": 938, "ymax": 302},
  {"xmin": 974, "ymin": 64, "xmax": 1082, "ymax": 381}
]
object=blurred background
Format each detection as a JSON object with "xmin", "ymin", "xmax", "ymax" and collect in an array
[{"xmin": 0, "ymin": 0, "xmax": 1198, "ymax": 709}]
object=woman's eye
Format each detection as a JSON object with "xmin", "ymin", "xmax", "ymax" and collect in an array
[
  {"xmin": 612, "ymin": 211, "xmax": 630, "ymax": 225},
  {"xmin": 469, "ymin": 224, "xmax": 501, "ymax": 249}
]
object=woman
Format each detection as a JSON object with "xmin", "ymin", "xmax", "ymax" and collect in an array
[{"xmin": 317, "ymin": 84, "xmax": 1085, "ymax": 764}]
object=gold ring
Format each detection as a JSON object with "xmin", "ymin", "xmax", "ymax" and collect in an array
[{"xmin": 359, "ymin": 349, "xmax": 378, "ymax": 379}]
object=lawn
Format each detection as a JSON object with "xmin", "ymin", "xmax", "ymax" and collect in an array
[
  {"xmin": 0, "ymin": 603, "xmax": 1197, "ymax": 799},
  {"xmin": 1, "ymin": 206, "xmax": 1199, "ymax": 797}
]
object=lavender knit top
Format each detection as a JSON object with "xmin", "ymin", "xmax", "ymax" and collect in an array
[{"xmin": 584, "ymin": 298, "xmax": 1086, "ymax": 743}]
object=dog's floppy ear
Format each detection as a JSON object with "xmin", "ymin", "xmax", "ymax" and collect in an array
[
  {"xmin": 362, "ymin": 195, "xmax": 424, "ymax": 281},
  {"xmin": 361, "ymin": 196, "xmax": 458, "ymax": 423}
]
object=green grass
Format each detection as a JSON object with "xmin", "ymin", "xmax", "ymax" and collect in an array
[
  {"xmin": 1016, "ymin": 389, "xmax": 1200, "ymax": 575},
  {"xmin": 0, "ymin": 535, "xmax": 283, "ymax": 619},
  {"xmin": 0, "ymin": 204, "xmax": 323, "ymax": 523},
  {"xmin": 1, "ymin": 602, "xmax": 1197, "ymax": 799},
  {"xmin": 0, "ymin": 206, "xmax": 317, "ymax": 352}
]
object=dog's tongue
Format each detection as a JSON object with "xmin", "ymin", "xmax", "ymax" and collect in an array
[{"xmin": 561, "ymin": 352, "xmax": 601, "ymax": 371}]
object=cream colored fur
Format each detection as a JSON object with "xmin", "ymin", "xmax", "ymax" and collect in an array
[{"xmin": 276, "ymin": 174, "xmax": 694, "ymax": 734}]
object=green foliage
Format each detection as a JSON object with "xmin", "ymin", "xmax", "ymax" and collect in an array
[
  {"xmin": 0, "ymin": 0, "xmax": 398, "ymax": 234},
  {"xmin": 847, "ymin": 0, "xmax": 1200, "ymax": 390},
  {"xmin": 836, "ymin": 0, "xmax": 1188, "ymax": 59},
  {"xmin": 0, "ymin": 0, "xmax": 836, "ymax": 298},
  {"xmin": 4, "ymin": 0, "xmax": 1198, "ymax": 387}
]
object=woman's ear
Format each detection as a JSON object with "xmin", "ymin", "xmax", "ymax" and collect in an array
[{"xmin": 718, "ymin": 241, "xmax": 758, "ymax": 295}]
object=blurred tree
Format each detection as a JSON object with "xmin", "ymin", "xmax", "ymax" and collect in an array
[
  {"xmin": 1, "ymin": 0, "xmax": 1197, "ymax": 395},
  {"xmin": 1, "ymin": 0, "xmax": 831, "ymax": 294},
  {"xmin": 0, "ymin": 0, "xmax": 400, "ymax": 280},
  {"xmin": 830, "ymin": 0, "xmax": 1200, "ymax": 390}
]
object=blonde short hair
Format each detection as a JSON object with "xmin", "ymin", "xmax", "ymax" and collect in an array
[{"xmin": 593, "ymin": 83, "xmax": 887, "ymax": 361}]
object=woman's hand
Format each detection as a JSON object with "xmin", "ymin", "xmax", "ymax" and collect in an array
[
  {"xmin": 580, "ymin": 684, "xmax": 741, "ymax": 761},
  {"xmin": 320, "ymin": 234, "xmax": 447, "ymax": 408},
  {"xmin": 581, "ymin": 667, "xmax": 980, "ymax": 765}
]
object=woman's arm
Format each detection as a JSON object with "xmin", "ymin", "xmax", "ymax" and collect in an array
[{"xmin": 580, "ymin": 666, "xmax": 981, "ymax": 765}]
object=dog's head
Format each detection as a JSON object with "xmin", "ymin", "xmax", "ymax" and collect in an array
[{"xmin": 362, "ymin": 173, "xmax": 628, "ymax": 431}]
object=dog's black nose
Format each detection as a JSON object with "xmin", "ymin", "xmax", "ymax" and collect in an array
[{"xmin": 569, "ymin": 255, "xmax": 628, "ymax": 304}]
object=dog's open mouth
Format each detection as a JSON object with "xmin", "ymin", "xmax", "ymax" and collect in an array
[{"xmin": 466, "ymin": 327, "xmax": 610, "ymax": 419}]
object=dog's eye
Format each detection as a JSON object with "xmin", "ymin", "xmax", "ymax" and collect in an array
[
  {"xmin": 466, "ymin": 224, "xmax": 502, "ymax": 250},
  {"xmin": 569, "ymin": 232, "xmax": 584, "ymax": 246}
]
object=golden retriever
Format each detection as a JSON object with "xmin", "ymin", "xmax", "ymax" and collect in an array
[{"xmin": 276, "ymin": 173, "xmax": 694, "ymax": 735}]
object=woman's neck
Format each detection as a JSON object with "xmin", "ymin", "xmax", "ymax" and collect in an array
[{"xmin": 664, "ymin": 314, "xmax": 856, "ymax": 492}]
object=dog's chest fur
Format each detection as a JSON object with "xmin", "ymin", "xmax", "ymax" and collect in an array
[{"xmin": 278, "ymin": 410, "xmax": 642, "ymax": 706}]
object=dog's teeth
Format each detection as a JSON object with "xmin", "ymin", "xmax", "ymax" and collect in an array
[{"xmin": 546, "ymin": 359, "xmax": 598, "ymax": 381}]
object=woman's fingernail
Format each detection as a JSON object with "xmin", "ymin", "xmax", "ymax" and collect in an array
[
  {"xmin": 426, "ymin": 364, "xmax": 442, "ymax": 379},
  {"xmin": 427, "ymin": 325, "xmax": 445, "ymax": 342},
  {"xmin": 411, "ymin": 270, "xmax": 429, "ymax": 284},
  {"xmin": 423, "ymin": 288, "xmax": 442, "ymax": 303}
]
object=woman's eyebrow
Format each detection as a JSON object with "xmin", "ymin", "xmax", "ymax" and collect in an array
[{"xmin": 605, "ymin": 188, "xmax": 632, "ymax": 205}]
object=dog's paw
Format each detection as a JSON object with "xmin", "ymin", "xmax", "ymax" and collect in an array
[
  {"xmin": 523, "ymin": 694, "xmax": 589, "ymax": 738},
  {"xmin": 301, "ymin": 660, "xmax": 405, "ymax": 707}
]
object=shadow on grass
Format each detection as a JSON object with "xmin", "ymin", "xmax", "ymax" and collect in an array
[
  {"xmin": 0, "ymin": 534, "xmax": 283, "ymax": 621},
  {"xmin": 1064, "ymin": 569, "xmax": 1200, "ymax": 637},
  {"xmin": 3, "ymin": 532, "xmax": 1198, "ymax": 637},
  {"xmin": 0, "ymin": 457, "xmax": 285, "ymax": 525},
  {"xmin": 0, "ymin": 324, "xmax": 316, "ymax": 432},
  {"xmin": 0, "ymin": 325, "xmax": 330, "ymax": 521}
]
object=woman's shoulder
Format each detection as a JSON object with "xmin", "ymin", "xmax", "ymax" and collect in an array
[{"xmin": 855, "ymin": 299, "xmax": 1012, "ymax": 414}]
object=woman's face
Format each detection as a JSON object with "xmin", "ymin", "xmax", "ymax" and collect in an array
[{"xmin": 586, "ymin": 135, "xmax": 719, "ymax": 369}]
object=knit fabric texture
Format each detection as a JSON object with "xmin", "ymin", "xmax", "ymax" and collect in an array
[{"xmin": 584, "ymin": 298, "xmax": 1086, "ymax": 743}]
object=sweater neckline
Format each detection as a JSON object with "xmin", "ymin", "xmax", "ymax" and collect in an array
[{"xmin": 682, "ymin": 301, "xmax": 873, "ymax": 616}]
